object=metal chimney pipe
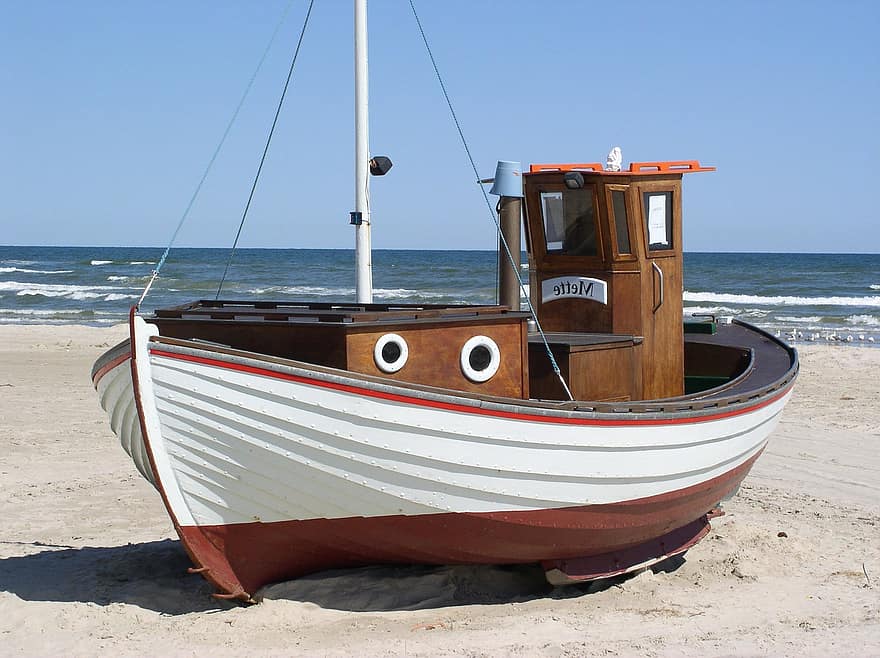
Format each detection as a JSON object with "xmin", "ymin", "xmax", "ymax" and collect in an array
[
  {"xmin": 498, "ymin": 196, "xmax": 522, "ymax": 311},
  {"xmin": 490, "ymin": 160, "xmax": 524, "ymax": 311}
]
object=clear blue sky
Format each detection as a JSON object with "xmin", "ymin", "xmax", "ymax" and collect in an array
[{"xmin": 2, "ymin": 1, "xmax": 877, "ymax": 252}]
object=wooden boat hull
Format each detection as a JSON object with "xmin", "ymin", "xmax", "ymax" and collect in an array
[
  {"xmin": 92, "ymin": 313, "xmax": 794, "ymax": 601},
  {"xmin": 179, "ymin": 455, "xmax": 754, "ymax": 598}
]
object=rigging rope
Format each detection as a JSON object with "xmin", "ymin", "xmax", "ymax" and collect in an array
[
  {"xmin": 216, "ymin": 0, "xmax": 316, "ymax": 299},
  {"xmin": 407, "ymin": 1, "xmax": 574, "ymax": 401},
  {"xmin": 137, "ymin": 0, "xmax": 298, "ymax": 308}
]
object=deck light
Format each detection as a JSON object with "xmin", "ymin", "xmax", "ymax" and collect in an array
[
  {"xmin": 369, "ymin": 156, "xmax": 393, "ymax": 176},
  {"xmin": 564, "ymin": 172, "xmax": 584, "ymax": 189}
]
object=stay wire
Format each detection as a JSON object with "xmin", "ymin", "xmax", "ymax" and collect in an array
[
  {"xmin": 407, "ymin": 0, "xmax": 573, "ymax": 401},
  {"xmin": 216, "ymin": 0, "xmax": 316, "ymax": 299},
  {"xmin": 136, "ymin": 0, "xmax": 297, "ymax": 308}
]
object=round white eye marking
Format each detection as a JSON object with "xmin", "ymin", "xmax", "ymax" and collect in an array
[
  {"xmin": 374, "ymin": 333, "xmax": 408, "ymax": 373},
  {"xmin": 460, "ymin": 335, "xmax": 500, "ymax": 383}
]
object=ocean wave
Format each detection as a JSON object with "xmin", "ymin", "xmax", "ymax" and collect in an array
[
  {"xmin": 91, "ymin": 260, "xmax": 113, "ymax": 266},
  {"xmin": 776, "ymin": 315, "xmax": 824, "ymax": 323},
  {"xmin": 373, "ymin": 288, "xmax": 432, "ymax": 299},
  {"xmin": 871, "ymin": 284, "xmax": 880, "ymax": 290},
  {"xmin": 129, "ymin": 261, "xmax": 156, "ymax": 265},
  {"xmin": 249, "ymin": 285, "xmax": 437, "ymax": 300},
  {"xmin": 0, "ymin": 307, "xmax": 128, "ymax": 325},
  {"xmin": 0, "ymin": 267, "xmax": 73, "ymax": 274},
  {"xmin": 684, "ymin": 305, "xmax": 737, "ymax": 316},
  {"xmin": 845, "ymin": 314, "xmax": 880, "ymax": 327},
  {"xmin": 249, "ymin": 285, "xmax": 354, "ymax": 296},
  {"xmin": 684, "ymin": 291, "xmax": 880, "ymax": 307},
  {"xmin": 0, "ymin": 280, "xmax": 135, "ymax": 302},
  {"xmin": 0, "ymin": 260, "xmax": 37, "ymax": 266},
  {"xmin": 684, "ymin": 305, "xmax": 774, "ymax": 319},
  {"xmin": 0, "ymin": 308, "xmax": 65, "ymax": 316}
]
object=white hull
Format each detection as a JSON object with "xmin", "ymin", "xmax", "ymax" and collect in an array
[
  {"xmin": 92, "ymin": 315, "xmax": 795, "ymax": 599},
  {"xmin": 97, "ymin": 316, "xmax": 793, "ymax": 522}
]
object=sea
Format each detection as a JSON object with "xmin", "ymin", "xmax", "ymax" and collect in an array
[{"xmin": 1, "ymin": 246, "xmax": 878, "ymax": 346}]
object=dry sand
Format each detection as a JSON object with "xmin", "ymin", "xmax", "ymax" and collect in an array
[{"xmin": 1, "ymin": 325, "xmax": 878, "ymax": 657}]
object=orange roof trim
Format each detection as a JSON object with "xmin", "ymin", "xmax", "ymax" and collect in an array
[
  {"xmin": 528, "ymin": 160, "xmax": 715, "ymax": 174},
  {"xmin": 528, "ymin": 163, "xmax": 605, "ymax": 173}
]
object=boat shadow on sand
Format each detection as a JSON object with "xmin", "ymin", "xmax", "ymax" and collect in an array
[
  {"xmin": 0, "ymin": 538, "xmax": 687, "ymax": 614},
  {"xmin": 0, "ymin": 539, "xmax": 219, "ymax": 614}
]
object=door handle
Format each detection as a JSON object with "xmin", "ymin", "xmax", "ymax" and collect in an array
[{"xmin": 652, "ymin": 262, "xmax": 664, "ymax": 312}]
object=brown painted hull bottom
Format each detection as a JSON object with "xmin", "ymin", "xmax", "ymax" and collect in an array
[
  {"xmin": 542, "ymin": 514, "xmax": 712, "ymax": 585},
  {"xmin": 178, "ymin": 453, "xmax": 760, "ymax": 601}
]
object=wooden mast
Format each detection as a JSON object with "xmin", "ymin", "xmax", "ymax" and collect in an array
[{"xmin": 354, "ymin": 0, "xmax": 372, "ymax": 303}]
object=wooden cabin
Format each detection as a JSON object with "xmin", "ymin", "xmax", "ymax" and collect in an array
[
  {"xmin": 152, "ymin": 302, "xmax": 533, "ymax": 398},
  {"xmin": 522, "ymin": 160, "xmax": 714, "ymax": 401},
  {"xmin": 149, "ymin": 159, "xmax": 715, "ymax": 406}
]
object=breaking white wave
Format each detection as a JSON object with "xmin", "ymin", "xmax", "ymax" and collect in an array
[
  {"xmin": 684, "ymin": 305, "xmax": 737, "ymax": 316},
  {"xmin": 247, "ymin": 285, "xmax": 431, "ymax": 299},
  {"xmin": 0, "ymin": 308, "xmax": 62, "ymax": 317},
  {"xmin": 776, "ymin": 315, "xmax": 824, "ymax": 323},
  {"xmin": 250, "ymin": 285, "xmax": 353, "ymax": 296},
  {"xmin": 0, "ymin": 280, "xmax": 134, "ymax": 302},
  {"xmin": 373, "ymin": 288, "xmax": 432, "ymax": 299},
  {"xmin": 0, "ymin": 308, "xmax": 123, "ymax": 324},
  {"xmin": 0, "ymin": 267, "xmax": 73, "ymax": 274},
  {"xmin": 90, "ymin": 260, "xmax": 113, "ymax": 266},
  {"xmin": 845, "ymin": 314, "xmax": 880, "ymax": 326},
  {"xmin": 871, "ymin": 284, "xmax": 880, "ymax": 290},
  {"xmin": 684, "ymin": 305, "xmax": 773, "ymax": 319},
  {"xmin": 129, "ymin": 261, "xmax": 156, "ymax": 265},
  {"xmin": 107, "ymin": 276, "xmax": 129, "ymax": 281},
  {"xmin": 684, "ymin": 291, "xmax": 880, "ymax": 307}
]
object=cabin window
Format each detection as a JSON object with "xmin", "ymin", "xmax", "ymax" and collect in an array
[
  {"xmin": 540, "ymin": 189, "xmax": 598, "ymax": 256},
  {"xmin": 643, "ymin": 191, "xmax": 673, "ymax": 251},
  {"xmin": 610, "ymin": 189, "xmax": 631, "ymax": 255}
]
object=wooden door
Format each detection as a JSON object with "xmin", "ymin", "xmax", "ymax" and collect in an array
[{"xmin": 634, "ymin": 181, "xmax": 684, "ymax": 398}]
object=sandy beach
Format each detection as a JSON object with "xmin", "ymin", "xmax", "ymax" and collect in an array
[{"xmin": 0, "ymin": 324, "xmax": 877, "ymax": 657}]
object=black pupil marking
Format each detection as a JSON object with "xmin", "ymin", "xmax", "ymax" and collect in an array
[
  {"xmin": 382, "ymin": 341, "xmax": 402, "ymax": 363},
  {"xmin": 469, "ymin": 345, "xmax": 492, "ymax": 371}
]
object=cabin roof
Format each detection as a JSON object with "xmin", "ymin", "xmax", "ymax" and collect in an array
[
  {"xmin": 152, "ymin": 299, "xmax": 531, "ymax": 326},
  {"xmin": 526, "ymin": 160, "xmax": 715, "ymax": 176}
]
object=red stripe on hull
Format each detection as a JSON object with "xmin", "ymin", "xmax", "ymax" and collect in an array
[{"xmin": 178, "ymin": 451, "xmax": 762, "ymax": 600}]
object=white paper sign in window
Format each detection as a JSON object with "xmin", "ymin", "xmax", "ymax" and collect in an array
[
  {"xmin": 645, "ymin": 192, "xmax": 672, "ymax": 249},
  {"xmin": 648, "ymin": 195, "xmax": 668, "ymax": 244}
]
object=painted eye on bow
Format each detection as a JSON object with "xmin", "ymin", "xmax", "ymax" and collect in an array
[
  {"xmin": 460, "ymin": 335, "xmax": 500, "ymax": 383},
  {"xmin": 373, "ymin": 333, "xmax": 408, "ymax": 373}
]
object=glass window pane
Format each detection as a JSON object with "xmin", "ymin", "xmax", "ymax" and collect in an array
[
  {"xmin": 643, "ymin": 191, "xmax": 673, "ymax": 251},
  {"xmin": 540, "ymin": 189, "xmax": 597, "ymax": 256},
  {"xmin": 541, "ymin": 192, "xmax": 564, "ymax": 250},
  {"xmin": 611, "ymin": 190, "xmax": 631, "ymax": 254}
]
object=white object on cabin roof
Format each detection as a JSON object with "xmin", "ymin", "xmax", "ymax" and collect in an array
[{"xmin": 605, "ymin": 146, "xmax": 622, "ymax": 172}]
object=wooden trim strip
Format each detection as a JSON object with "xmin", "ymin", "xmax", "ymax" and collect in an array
[{"xmin": 91, "ymin": 351, "xmax": 130, "ymax": 386}]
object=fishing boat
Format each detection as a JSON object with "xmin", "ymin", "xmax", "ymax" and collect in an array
[{"xmin": 91, "ymin": 2, "xmax": 797, "ymax": 602}]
